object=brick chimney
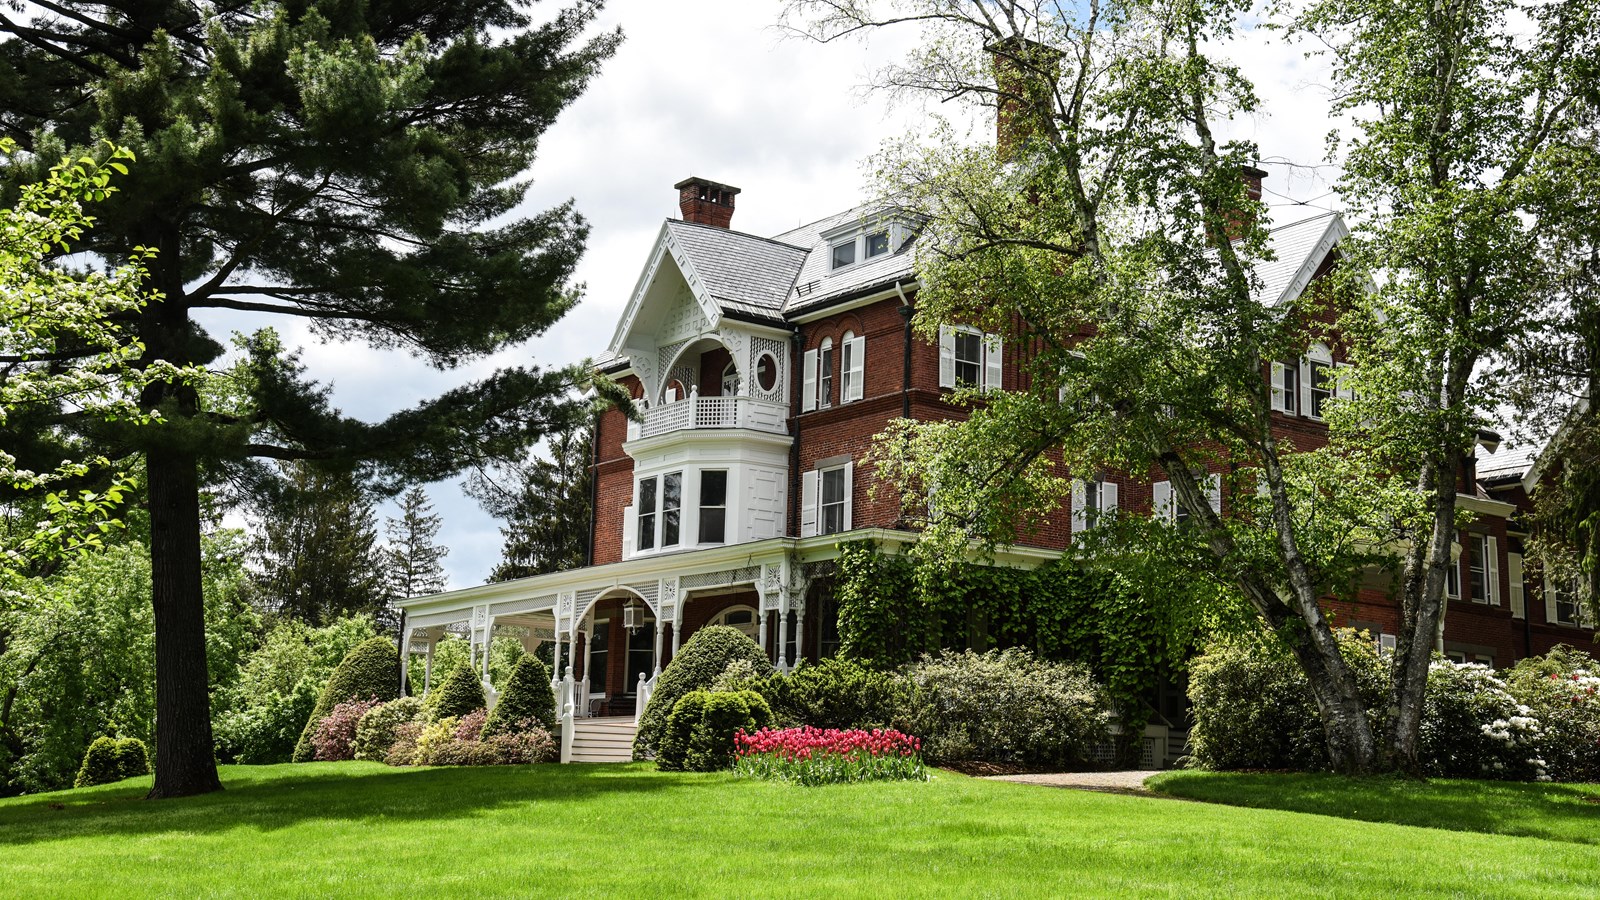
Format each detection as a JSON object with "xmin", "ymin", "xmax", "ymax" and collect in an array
[
  {"xmin": 987, "ymin": 37, "xmax": 1063, "ymax": 160},
  {"xmin": 1224, "ymin": 165, "xmax": 1269, "ymax": 241},
  {"xmin": 675, "ymin": 177, "xmax": 741, "ymax": 229}
]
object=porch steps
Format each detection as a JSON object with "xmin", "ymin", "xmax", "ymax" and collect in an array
[{"xmin": 569, "ymin": 716, "xmax": 637, "ymax": 763}]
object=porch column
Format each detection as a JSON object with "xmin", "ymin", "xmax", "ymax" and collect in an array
[
  {"xmin": 794, "ymin": 609, "xmax": 806, "ymax": 668},
  {"xmin": 652, "ymin": 620, "xmax": 665, "ymax": 675},
  {"xmin": 757, "ymin": 609, "xmax": 769, "ymax": 654},
  {"xmin": 776, "ymin": 610, "xmax": 790, "ymax": 671},
  {"xmin": 423, "ymin": 635, "xmax": 436, "ymax": 696},
  {"xmin": 552, "ymin": 634, "xmax": 562, "ymax": 689},
  {"xmin": 399, "ymin": 628, "xmax": 413, "ymax": 697},
  {"xmin": 481, "ymin": 616, "xmax": 496, "ymax": 682}
]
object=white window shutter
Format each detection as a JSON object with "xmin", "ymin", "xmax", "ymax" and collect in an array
[
  {"xmin": 622, "ymin": 505, "xmax": 636, "ymax": 557},
  {"xmin": 983, "ymin": 334, "xmax": 1004, "ymax": 392},
  {"xmin": 801, "ymin": 349, "xmax": 818, "ymax": 412},
  {"xmin": 1207, "ymin": 474, "xmax": 1222, "ymax": 515},
  {"xmin": 1071, "ymin": 480, "xmax": 1087, "ymax": 534},
  {"xmin": 1487, "ymin": 536, "xmax": 1500, "ymax": 605},
  {"xmin": 842, "ymin": 461, "xmax": 854, "ymax": 531},
  {"xmin": 1508, "ymin": 552, "xmax": 1525, "ymax": 618},
  {"xmin": 846, "ymin": 335, "xmax": 865, "ymax": 402},
  {"xmin": 1335, "ymin": 362, "xmax": 1355, "ymax": 401},
  {"xmin": 1102, "ymin": 481, "xmax": 1118, "ymax": 519},
  {"xmin": 1298, "ymin": 356, "xmax": 1313, "ymax": 417},
  {"xmin": 1271, "ymin": 362, "xmax": 1288, "ymax": 412},
  {"xmin": 938, "ymin": 326, "xmax": 956, "ymax": 389},
  {"xmin": 1543, "ymin": 576, "xmax": 1557, "ymax": 624},
  {"xmin": 800, "ymin": 470, "xmax": 819, "ymax": 537},
  {"xmin": 1153, "ymin": 480, "xmax": 1173, "ymax": 522}
]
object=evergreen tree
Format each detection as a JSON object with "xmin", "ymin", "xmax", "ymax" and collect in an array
[
  {"xmin": 0, "ymin": 2, "xmax": 620, "ymax": 796},
  {"xmin": 250, "ymin": 462, "xmax": 386, "ymax": 628},
  {"xmin": 466, "ymin": 423, "xmax": 592, "ymax": 581},
  {"xmin": 384, "ymin": 487, "xmax": 448, "ymax": 603}
]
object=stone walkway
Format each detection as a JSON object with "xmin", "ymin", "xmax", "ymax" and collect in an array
[{"xmin": 986, "ymin": 770, "xmax": 1164, "ymax": 793}]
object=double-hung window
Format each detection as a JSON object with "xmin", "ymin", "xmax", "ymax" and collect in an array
[
  {"xmin": 1308, "ymin": 359, "xmax": 1334, "ymax": 418},
  {"xmin": 1468, "ymin": 533, "xmax": 1499, "ymax": 605},
  {"xmin": 637, "ymin": 477, "xmax": 658, "ymax": 551},
  {"xmin": 1270, "ymin": 360, "xmax": 1299, "ymax": 414},
  {"xmin": 803, "ymin": 333, "xmax": 865, "ymax": 410},
  {"xmin": 939, "ymin": 325, "xmax": 1002, "ymax": 392},
  {"xmin": 1553, "ymin": 578, "xmax": 1585, "ymax": 626},
  {"xmin": 698, "ymin": 470, "xmax": 728, "ymax": 544},
  {"xmin": 661, "ymin": 472, "xmax": 682, "ymax": 547},
  {"xmin": 821, "ymin": 466, "xmax": 848, "ymax": 535},
  {"xmin": 1445, "ymin": 538, "xmax": 1461, "ymax": 600},
  {"xmin": 801, "ymin": 461, "xmax": 853, "ymax": 537},
  {"xmin": 1072, "ymin": 478, "xmax": 1118, "ymax": 534},
  {"xmin": 818, "ymin": 339, "xmax": 834, "ymax": 408},
  {"xmin": 634, "ymin": 472, "xmax": 682, "ymax": 552}
]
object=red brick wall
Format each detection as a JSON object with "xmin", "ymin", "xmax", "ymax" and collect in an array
[{"xmin": 591, "ymin": 374, "xmax": 640, "ymax": 565}]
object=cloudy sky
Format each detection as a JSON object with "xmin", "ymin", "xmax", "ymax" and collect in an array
[{"xmin": 207, "ymin": 1, "xmax": 1348, "ymax": 589}]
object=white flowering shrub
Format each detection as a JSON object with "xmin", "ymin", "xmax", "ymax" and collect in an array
[
  {"xmin": 1420, "ymin": 660, "xmax": 1546, "ymax": 781},
  {"xmin": 1506, "ymin": 647, "xmax": 1600, "ymax": 782}
]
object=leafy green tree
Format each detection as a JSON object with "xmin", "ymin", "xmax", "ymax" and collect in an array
[
  {"xmin": 466, "ymin": 423, "xmax": 592, "ymax": 581},
  {"xmin": 249, "ymin": 461, "xmax": 387, "ymax": 627},
  {"xmin": 1290, "ymin": 0, "xmax": 1600, "ymax": 769},
  {"xmin": 785, "ymin": 0, "xmax": 1389, "ymax": 772},
  {"xmin": 0, "ymin": 0, "xmax": 619, "ymax": 797},
  {"xmin": 384, "ymin": 486, "xmax": 448, "ymax": 606}
]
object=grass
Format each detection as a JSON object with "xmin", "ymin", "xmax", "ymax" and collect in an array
[
  {"xmin": 1, "ymin": 763, "xmax": 1599, "ymax": 898},
  {"xmin": 1149, "ymin": 770, "xmax": 1600, "ymax": 846}
]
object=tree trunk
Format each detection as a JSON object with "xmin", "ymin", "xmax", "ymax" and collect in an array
[
  {"xmin": 145, "ymin": 442, "xmax": 223, "ymax": 799},
  {"xmin": 1388, "ymin": 463, "xmax": 1459, "ymax": 773}
]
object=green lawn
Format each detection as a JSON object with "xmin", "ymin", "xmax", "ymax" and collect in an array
[
  {"xmin": 1149, "ymin": 770, "xmax": 1600, "ymax": 846},
  {"xmin": 2, "ymin": 763, "xmax": 1598, "ymax": 898}
]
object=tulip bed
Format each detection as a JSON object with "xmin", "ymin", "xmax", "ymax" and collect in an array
[{"xmin": 733, "ymin": 726, "xmax": 928, "ymax": 785}]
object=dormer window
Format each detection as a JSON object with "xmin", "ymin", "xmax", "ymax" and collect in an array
[
  {"xmin": 831, "ymin": 241, "xmax": 857, "ymax": 269},
  {"xmin": 865, "ymin": 230, "xmax": 890, "ymax": 258},
  {"xmin": 826, "ymin": 220, "xmax": 908, "ymax": 271}
]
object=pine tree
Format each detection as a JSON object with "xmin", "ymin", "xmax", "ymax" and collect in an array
[
  {"xmin": 466, "ymin": 424, "xmax": 593, "ymax": 582},
  {"xmin": 384, "ymin": 487, "xmax": 448, "ymax": 603},
  {"xmin": 0, "ymin": 2, "xmax": 619, "ymax": 797},
  {"xmin": 250, "ymin": 462, "xmax": 386, "ymax": 628}
]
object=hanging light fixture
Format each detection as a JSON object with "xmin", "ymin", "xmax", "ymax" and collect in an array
[{"xmin": 623, "ymin": 599, "xmax": 642, "ymax": 634}]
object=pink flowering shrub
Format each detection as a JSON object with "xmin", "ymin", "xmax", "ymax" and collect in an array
[
  {"xmin": 453, "ymin": 709, "xmax": 488, "ymax": 743},
  {"xmin": 1507, "ymin": 648, "xmax": 1600, "ymax": 782},
  {"xmin": 734, "ymin": 726, "xmax": 928, "ymax": 785},
  {"xmin": 311, "ymin": 697, "xmax": 383, "ymax": 761}
]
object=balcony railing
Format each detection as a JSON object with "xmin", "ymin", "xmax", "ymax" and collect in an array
[{"xmin": 628, "ymin": 392, "xmax": 789, "ymax": 440}]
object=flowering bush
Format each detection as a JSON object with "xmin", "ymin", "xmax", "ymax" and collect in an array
[
  {"xmin": 310, "ymin": 697, "xmax": 383, "ymax": 762},
  {"xmin": 399, "ymin": 714, "xmax": 554, "ymax": 767},
  {"xmin": 1421, "ymin": 661, "xmax": 1544, "ymax": 781},
  {"xmin": 385, "ymin": 721, "xmax": 424, "ymax": 766},
  {"xmin": 1507, "ymin": 648, "xmax": 1600, "ymax": 782},
  {"xmin": 453, "ymin": 709, "xmax": 488, "ymax": 743},
  {"xmin": 351, "ymin": 697, "xmax": 423, "ymax": 762},
  {"xmin": 904, "ymin": 648, "xmax": 1111, "ymax": 768},
  {"xmin": 734, "ymin": 727, "xmax": 928, "ymax": 785}
]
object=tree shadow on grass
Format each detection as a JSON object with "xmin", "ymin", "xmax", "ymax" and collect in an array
[
  {"xmin": 1148, "ymin": 771, "xmax": 1600, "ymax": 846},
  {"xmin": 0, "ymin": 761, "xmax": 691, "ymax": 847}
]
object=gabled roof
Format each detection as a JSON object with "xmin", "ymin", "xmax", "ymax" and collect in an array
[
  {"xmin": 1254, "ymin": 211, "xmax": 1347, "ymax": 308},
  {"xmin": 1478, "ymin": 443, "xmax": 1541, "ymax": 483},
  {"xmin": 663, "ymin": 220, "xmax": 810, "ymax": 321},
  {"xmin": 774, "ymin": 206, "xmax": 917, "ymax": 315}
]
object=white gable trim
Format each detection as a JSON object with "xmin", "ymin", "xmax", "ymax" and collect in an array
[
  {"xmin": 1271, "ymin": 215, "xmax": 1348, "ymax": 308},
  {"xmin": 608, "ymin": 222, "xmax": 724, "ymax": 356}
]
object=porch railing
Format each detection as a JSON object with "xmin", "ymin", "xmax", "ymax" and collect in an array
[
  {"xmin": 627, "ymin": 392, "xmax": 788, "ymax": 440},
  {"xmin": 635, "ymin": 671, "xmax": 658, "ymax": 726}
]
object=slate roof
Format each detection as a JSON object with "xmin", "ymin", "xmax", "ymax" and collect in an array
[
  {"xmin": 1478, "ymin": 443, "xmax": 1541, "ymax": 482},
  {"xmin": 772, "ymin": 206, "xmax": 917, "ymax": 315},
  {"xmin": 1253, "ymin": 211, "xmax": 1344, "ymax": 308},
  {"xmin": 663, "ymin": 219, "xmax": 810, "ymax": 322}
]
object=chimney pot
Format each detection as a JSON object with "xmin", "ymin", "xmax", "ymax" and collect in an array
[{"xmin": 675, "ymin": 176, "xmax": 741, "ymax": 229}]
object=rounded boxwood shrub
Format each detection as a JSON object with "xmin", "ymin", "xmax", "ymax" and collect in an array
[
  {"xmin": 292, "ymin": 637, "xmax": 400, "ymax": 762},
  {"xmin": 904, "ymin": 648, "xmax": 1112, "ymax": 769},
  {"xmin": 482, "ymin": 655, "xmax": 556, "ymax": 738},
  {"xmin": 74, "ymin": 737, "xmax": 149, "ymax": 788},
  {"xmin": 657, "ymin": 689, "xmax": 772, "ymax": 772},
  {"xmin": 352, "ymin": 696, "xmax": 424, "ymax": 762},
  {"xmin": 426, "ymin": 662, "xmax": 488, "ymax": 722},
  {"xmin": 635, "ymin": 625, "xmax": 769, "ymax": 758},
  {"xmin": 751, "ymin": 657, "xmax": 910, "ymax": 731}
]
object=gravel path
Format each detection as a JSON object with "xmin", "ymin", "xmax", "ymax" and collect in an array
[{"xmin": 986, "ymin": 770, "xmax": 1164, "ymax": 793}]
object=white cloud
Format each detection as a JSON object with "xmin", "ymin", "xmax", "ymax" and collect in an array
[{"xmin": 198, "ymin": 1, "xmax": 1342, "ymax": 589}]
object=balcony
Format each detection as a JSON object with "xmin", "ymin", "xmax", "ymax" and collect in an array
[{"xmin": 627, "ymin": 392, "xmax": 789, "ymax": 441}]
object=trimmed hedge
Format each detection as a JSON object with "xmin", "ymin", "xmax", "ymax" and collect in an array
[
  {"xmin": 634, "ymin": 625, "xmax": 769, "ymax": 758},
  {"xmin": 658, "ymin": 689, "xmax": 772, "ymax": 772},
  {"xmin": 721, "ymin": 656, "xmax": 910, "ymax": 730},
  {"xmin": 426, "ymin": 662, "xmax": 487, "ymax": 722},
  {"xmin": 292, "ymin": 637, "xmax": 399, "ymax": 762},
  {"xmin": 482, "ymin": 655, "xmax": 556, "ymax": 738},
  {"xmin": 74, "ymin": 737, "xmax": 149, "ymax": 788}
]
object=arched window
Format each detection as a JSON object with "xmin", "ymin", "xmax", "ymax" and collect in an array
[
  {"xmin": 818, "ymin": 337, "xmax": 834, "ymax": 408},
  {"xmin": 710, "ymin": 605, "xmax": 760, "ymax": 641},
  {"xmin": 722, "ymin": 361, "xmax": 740, "ymax": 397}
]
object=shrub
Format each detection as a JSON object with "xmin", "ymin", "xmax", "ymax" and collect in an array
[
  {"xmin": 412, "ymin": 717, "xmax": 459, "ymax": 766},
  {"xmin": 385, "ymin": 721, "xmax": 424, "ymax": 766},
  {"xmin": 310, "ymin": 697, "xmax": 383, "ymax": 762},
  {"xmin": 1187, "ymin": 631, "xmax": 1387, "ymax": 772},
  {"xmin": 1506, "ymin": 647, "xmax": 1600, "ymax": 783},
  {"xmin": 658, "ymin": 689, "xmax": 772, "ymax": 772},
  {"xmin": 635, "ymin": 625, "xmax": 769, "ymax": 758},
  {"xmin": 352, "ymin": 697, "xmax": 424, "ymax": 762},
  {"xmin": 453, "ymin": 709, "xmax": 488, "ymax": 743},
  {"xmin": 739, "ymin": 657, "xmax": 910, "ymax": 731},
  {"xmin": 904, "ymin": 648, "xmax": 1112, "ymax": 768},
  {"xmin": 481, "ymin": 723, "xmax": 557, "ymax": 765},
  {"xmin": 401, "ymin": 714, "xmax": 555, "ymax": 767},
  {"xmin": 426, "ymin": 663, "xmax": 487, "ymax": 722},
  {"xmin": 215, "ymin": 676, "xmax": 319, "ymax": 765},
  {"xmin": 482, "ymin": 655, "xmax": 556, "ymax": 738},
  {"xmin": 1420, "ymin": 660, "xmax": 1544, "ymax": 780},
  {"xmin": 292, "ymin": 637, "xmax": 399, "ymax": 762},
  {"xmin": 73, "ymin": 737, "xmax": 149, "ymax": 788},
  {"xmin": 735, "ymin": 726, "xmax": 928, "ymax": 785}
]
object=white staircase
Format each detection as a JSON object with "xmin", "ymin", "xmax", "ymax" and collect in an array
[{"xmin": 568, "ymin": 716, "xmax": 637, "ymax": 763}]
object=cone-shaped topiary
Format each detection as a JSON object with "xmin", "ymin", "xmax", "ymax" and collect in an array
[
  {"xmin": 426, "ymin": 662, "xmax": 488, "ymax": 722},
  {"xmin": 634, "ymin": 625, "xmax": 769, "ymax": 758},
  {"xmin": 292, "ymin": 636, "xmax": 400, "ymax": 762},
  {"xmin": 481, "ymin": 655, "xmax": 556, "ymax": 737}
]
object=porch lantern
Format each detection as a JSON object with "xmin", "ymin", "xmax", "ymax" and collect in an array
[{"xmin": 623, "ymin": 599, "xmax": 643, "ymax": 634}]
